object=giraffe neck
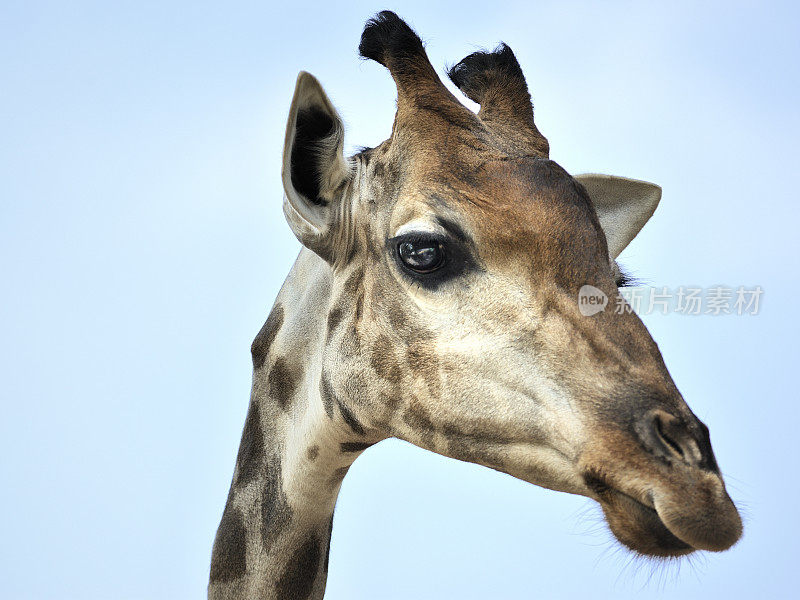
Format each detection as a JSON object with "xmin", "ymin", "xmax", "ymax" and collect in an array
[{"xmin": 209, "ymin": 249, "xmax": 371, "ymax": 600}]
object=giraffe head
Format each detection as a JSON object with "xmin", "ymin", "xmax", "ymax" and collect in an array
[{"xmin": 280, "ymin": 12, "xmax": 741, "ymax": 558}]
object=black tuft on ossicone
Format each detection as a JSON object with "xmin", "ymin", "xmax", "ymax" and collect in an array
[
  {"xmin": 447, "ymin": 43, "xmax": 527, "ymax": 104},
  {"xmin": 358, "ymin": 10, "xmax": 425, "ymax": 67}
]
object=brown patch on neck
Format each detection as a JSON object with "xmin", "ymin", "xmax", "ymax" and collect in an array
[
  {"xmin": 340, "ymin": 441, "xmax": 374, "ymax": 453},
  {"xmin": 402, "ymin": 396, "xmax": 436, "ymax": 448},
  {"xmin": 275, "ymin": 533, "xmax": 324, "ymax": 600},
  {"xmin": 268, "ymin": 356, "xmax": 302, "ymax": 410},
  {"xmin": 406, "ymin": 331, "xmax": 441, "ymax": 397},
  {"xmin": 337, "ymin": 399, "xmax": 365, "ymax": 436},
  {"xmin": 261, "ymin": 457, "xmax": 290, "ymax": 550},
  {"xmin": 233, "ymin": 399, "xmax": 265, "ymax": 488},
  {"xmin": 329, "ymin": 465, "xmax": 350, "ymax": 487},
  {"xmin": 319, "ymin": 374, "xmax": 336, "ymax": 418},
  {"xmin": 209, "ymin": 505, "xmax": 247, "ymax": 583},
  {"xmin": 326, "ymin": 307, "xmax": 343, "ymax": 340},
  {"xmin": 251, "ymin": 304, "xmax": 284, "ymax": 369},
  {"xmin": 369, "ymin": 333, "xmax": 404, "ymax": 383}
]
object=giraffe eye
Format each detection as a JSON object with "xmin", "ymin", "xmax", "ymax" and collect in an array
[{"xmin": 397, "ymin": 239, "xmax": 445, "ymax": 273}]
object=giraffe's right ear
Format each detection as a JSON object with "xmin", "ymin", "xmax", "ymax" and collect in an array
[
  {"xmin": 574, "ymin": 174, "xmax": 661, "ymax": 260},
  {"xmin": 282, "ymin": 72, "xmax": 352, "ymax": 260}
]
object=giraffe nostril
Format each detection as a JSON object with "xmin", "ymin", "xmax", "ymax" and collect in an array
[
  {"xmin": 636, "ymin": 409, "xmax": 704, "ymax": 466},
  {"xmin": 653, "ymin": 413, "xmax": 685, "ymax": 459}
]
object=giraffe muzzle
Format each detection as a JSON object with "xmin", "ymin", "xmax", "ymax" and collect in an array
[
  {"xmin": 580, "ymin": 406, "xmax": 742, "ymax": 557},
  {"xmin": 585, "ymin": 465, "xmax": 742, "ymax": 556}
]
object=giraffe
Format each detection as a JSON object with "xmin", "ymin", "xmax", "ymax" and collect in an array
[{"xmin": 208, "ymin": 11, "xmax": 742, "ymax": 599}]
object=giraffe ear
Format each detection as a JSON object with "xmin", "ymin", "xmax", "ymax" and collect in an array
[
  {"xmin": 281, "ymin": 71, "xmax": 352, "ymax": 260},
  {"xmin": 575, "ymin": 174, "xmax": 662, "ymax": 260}
]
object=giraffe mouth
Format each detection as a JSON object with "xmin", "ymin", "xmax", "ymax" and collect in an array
[
  {"xmin": 584, "ymin": 472, "xmax": 694, "ymax": 557},
  {"xmin": 601, "ymin": 487, "xmax": 695, "ymax": 557},
  {"xmin": 579, "ymin": 460, "xmax": 743, "ymax": 558}
]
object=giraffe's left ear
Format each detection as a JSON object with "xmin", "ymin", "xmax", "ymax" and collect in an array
[
  {"xmin": 574, "ymin": 174, "xmax": 662, "ymax": 260},
  {"xmin": 282, "ymin": 71, "xmax": 352, "ymax": 261}
]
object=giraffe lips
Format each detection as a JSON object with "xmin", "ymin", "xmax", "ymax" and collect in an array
[
  {"xmin": 596, "ymin": 487, "xmax": 695, "ymax": 557},
  {"xmin": 587, "ymin": 474, "xmax": 742, "ymax": 557}
]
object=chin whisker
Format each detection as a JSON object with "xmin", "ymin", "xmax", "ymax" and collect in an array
[
  {"xmin": 571, "ymin": 497, "xmax": 707, "ymax": 591},
  {"xmin": 719, "ymin": 470, "xmax": 753, "ymax": 528},
  {"xmin": 602, "ymin": 549, "xmax": 705, "ymax": 592},
  {"xmin": 569, "ymin": 501, "xmax": 612, "ymax": 543}
]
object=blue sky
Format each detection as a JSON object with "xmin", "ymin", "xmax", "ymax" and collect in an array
[{"xmin": 1, "ymin": 1, "xmax": 798, "ymax": 598}]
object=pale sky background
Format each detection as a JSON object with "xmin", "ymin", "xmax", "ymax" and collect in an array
[{"xmin": 2, "ymin": 1, "xmax": 798, "ymax": 598}]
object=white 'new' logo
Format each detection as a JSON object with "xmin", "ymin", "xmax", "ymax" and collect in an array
[{"xmin": 578, "ymin": 285, "xmax": 608, "ymax": 316}]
